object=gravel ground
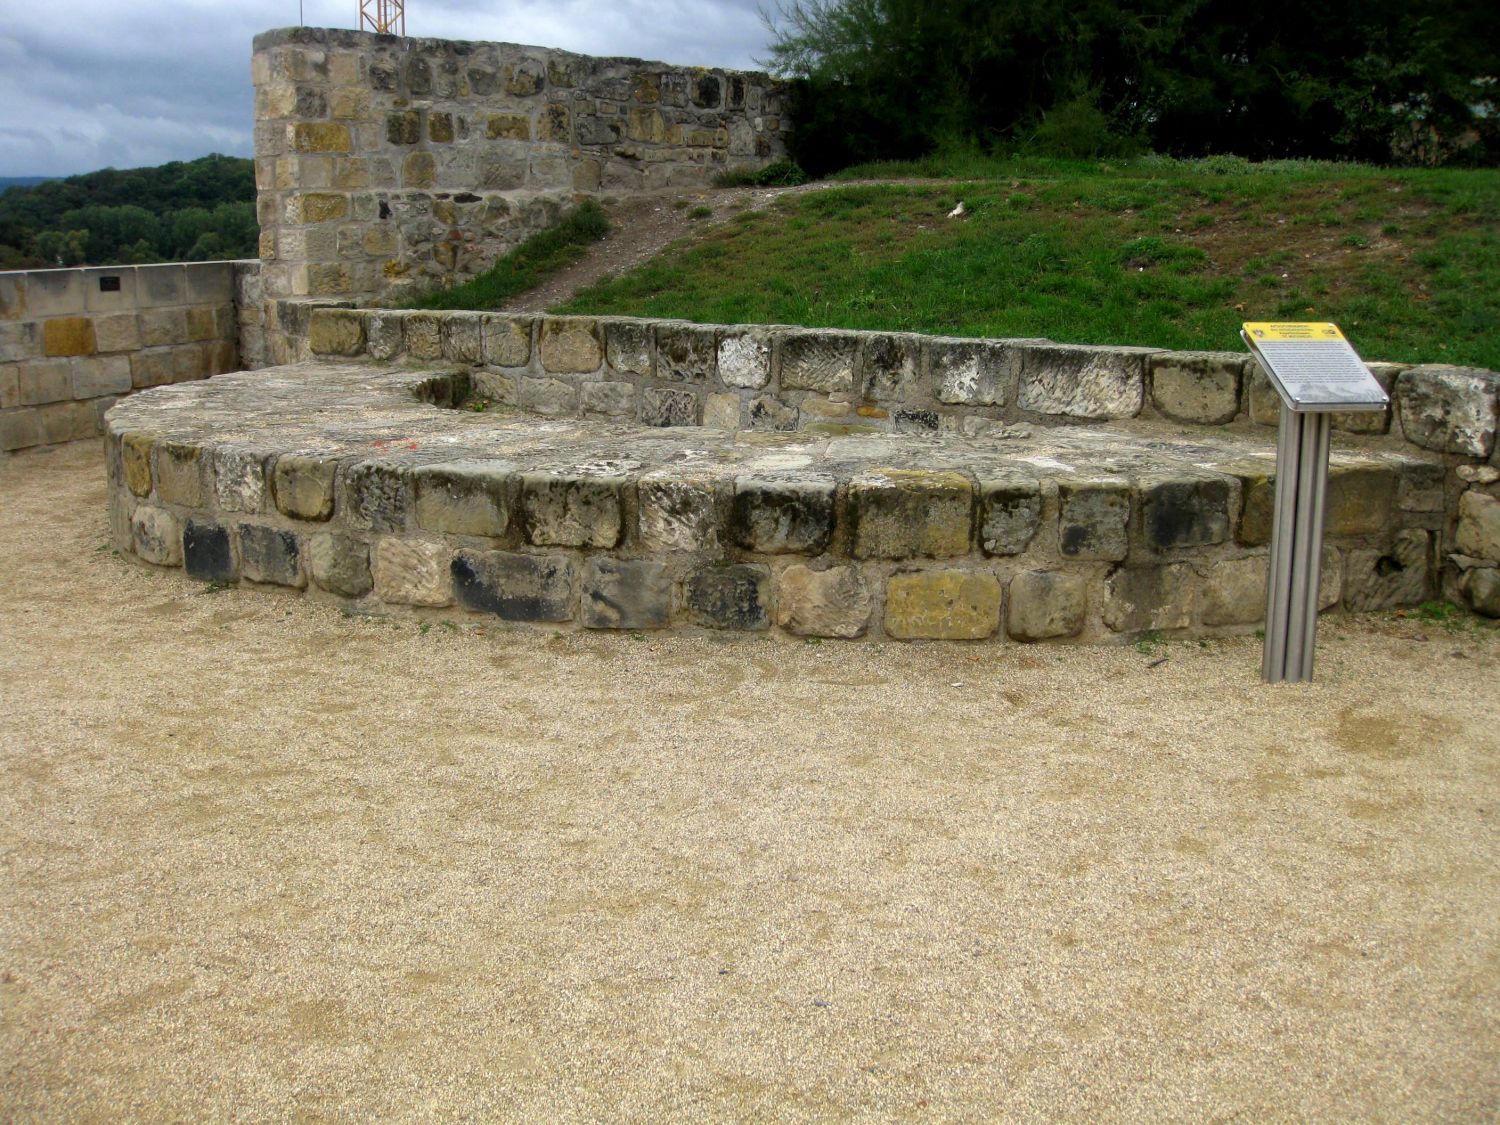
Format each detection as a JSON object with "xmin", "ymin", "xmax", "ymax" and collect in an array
[{"xmin": 2, "ymin": 441, "xmax": 1498, "ymax": 1123}]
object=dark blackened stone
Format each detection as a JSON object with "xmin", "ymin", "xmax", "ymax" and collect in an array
[
  {"xmin": 405, "ymin": 56, "xmax": 433, "ymax": 95},
  {"xmin": 727, "ymin": 76, "xmax": 747, "ymax": 108},
  {"xmin": 238, "ymin": 524, "xmax": 302, "ymax": 587},
  {"xmin": 453, "ymin": 192, "xmax": 481, "ymax": 204},
  {"xmin": 339, "ymin": 461, "xmax": 410, "ymax": 532},
  {"xmin": 386, "ymin": 111, "xmax": 420, "ymax": 145},
  {"xmin": 685, "ymin": 564, "xmax": 770, "ymax": 630},
  {"xmin": 580, "ymin": 558, "xmax": 672, "ymax": 629},
  {"xmin": 730, "ymin": 474, "xmax": 836, "ymax": 554},
  {"xmin": 1058, "ymin": 481, "xmax": 1130, "ymax": 561},
  {"xmin": 893, "ymin": 409, "xmax": 938, "ymax": 434},
  {"xmin": 1142, "ymin": 477, "xmax": 1230, "ymax": 553},
  {"xmin": 693, "ymin": 75, "xmax": 722, "ymax": 108},
  {"xmin": 184, "ymin": 519, "xmax": 236, "ymax": 583},
  {"xmin": 451, "ymin": 549, "xmax": 576, "ymax": 622}
]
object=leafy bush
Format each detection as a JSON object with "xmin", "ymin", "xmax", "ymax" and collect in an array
[{"xmin": 713, "ymin": 161, "xmax": 810, "ymax": 188}]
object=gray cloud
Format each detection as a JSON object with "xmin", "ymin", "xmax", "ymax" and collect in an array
[{"xmin": 0, "ymin": 0, "xmax": 775, "ymax": 177}]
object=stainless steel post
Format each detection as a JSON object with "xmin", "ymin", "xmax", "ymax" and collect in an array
[{"xmin": 1263, "ymin": 404, "xmax": 1332, "ymax": 683}]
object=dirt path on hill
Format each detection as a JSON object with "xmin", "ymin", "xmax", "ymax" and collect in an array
[
  {"xmin": 3, "ymin": 442, "xmax": 1499, "ymax": 1121},
  {"xmin": 502, "ymin": 179, "xmax": 960, "ymax": 313}
]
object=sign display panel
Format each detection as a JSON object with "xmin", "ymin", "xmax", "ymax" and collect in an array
[{"xmin": 1241, "ymin": 322, "xmax": 1388, "ymax": 412}]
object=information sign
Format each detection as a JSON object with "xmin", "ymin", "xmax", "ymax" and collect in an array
[{"xmin": 1241, "ymin": 322, "xmax": 1388, "ymax": 412}]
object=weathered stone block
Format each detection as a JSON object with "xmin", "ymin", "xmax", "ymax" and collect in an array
[
  {"xmin": 849, "ymin": 469, "xmax": 973, "ymax": 559},
  {"xmin": 780, "ymin": 331, "xmax": 857, "ymax": 394},
  {"xmin": 1058, "ymin": 480, "xmax": 1130, "ymax": 561},
  {"xmin": 1139, "ymin": 474, "xmax": 1231, "ymax": 553},
  {"xmin": 1331, "ymin": 363, "xmax": 1400, "ymax": 435},
  {"xmin": 641, "ymin": 387, "xmax": 697, "ymax": 427},
  {"xmin": 1200, "ymin": 556, "xmax": 1261, "ymax": 627},
  {"xmin": 539, "ymin": 317, "xmax": 603, "ymax": 374},
  {"xmin": 483, "ymin": 315, "xmax": 532, "ymax": 367},
  {"xmin": 1395, "ymin": 366, "xmax": 1499, "ymax": 458},
  {"xmin": 656, "ymin": 324, "xmax": 715, "ymax": 382},
  {"xmin": 452, "ymin": 549, "xmax": 576, "ymax": 622},
  {"xmin": 413, "ymin": 460, "xmax": 511, "ymax": 538},
  {"xmin": 214, "ymin": 447, "xmax": 268, "ymax": 513},
  {"xmin": 405, "ymin": 314, "xmax": 443, "ymax": 360},
  {"xmin": 308, "ymin": 308, "xmax": 366, "ymax": 356},
  {"xmin": 520, "ymin": 470, "xmax": 625, "ymax": 548},
  {"xmin": 685, "ymin": 564, "xmax": 771, "ymax": 630},
  {"xmin": 1457, "ymin": 490, "xmax": 1500, "ymax": 562},
  {"xmin": 719, "ymin": 330, "xmax": 771, "ymax": 389},
  {"xmin": 1007, "ymin": 570, "xmax": 1087, "ymax": 640},
  {"xmin": 861, "ymin": 334, "xmax": 922, "ymax": 402},
  {"xmin": 92, "ymin": 313, "xmax": 140, "ymax": 354},
  {"xmin": 978, "ymin": 474, "xmax": 1042, "ymax": 556},
  {"xmin": 341, "ymin": 461, "xmax": 413, "ymax": 532},
  {"xmin": 372, "ymin": 539, "xmax": 452, "ymax": 606},
  {"xmin": 238, "ymin": 524, "xmax": 304, "ymax": 587},
  {"xmin": 893, "ymin": 408, "xmax": 939, "ymax": 434},
  {"xmin": 1019, "ymin": 345, "xmax": 1146, "ymax": 419},
  {"xmin": 748, "ymin": 395, "xmax": 797, "ymax": 431},
  {"xmin": 183, "ymin": 519, "xmax": 237, "ymax": 583},
  {"xmin": 272, "ymin": 454, "xmax": 338, "ymax": 521},
  {"xmin": 931, "ymin": 339, "xmax": 1015, "ymax": 406},
  {"xmin": 1464, "ymin": 567, "xmax": 1500, "ymax": 618},
  {"xmin": 155, "ymin": 441, "xmax": 203, "ymax": 507},
  {"xmin": 731, "ymin": 473, "xmax": 836, "ymax": 554},
  {"xmin": 131, "ymin": 506, "xmax": 182, "ymax": 566},
  {"xmin": 1325, "ymin": 464, "xmax": 1396, "ymax": 537},
  {"xmin": 518, "ymin": 377, "xmax": 579, "ymax": 417},
  {"xmin": 18, "ymin": 360, "xmax": 71, "ymax": 405},
  {"xmin": 580, "ymin": 381, "xmax": 636, "ymax": 418},
  {"xmin": 885, "ymin": 570, "xmax": 1001, "ymax": 640},
  {"xmin": 71, "ymin": 356, "xmax": 132, "ymax": 399},
  {"xmin": 308, "ymin": 531, "xmax": 372, "ymax": 597},
  {"xmin": 639, "ymin": 472, "xmax": 720, "ymax": 551},
  {"xmin": 0, "ymin": 407, "xmax": 43, "ymax": 451},
  {"xmin": 1103, "ymin": 564, "xmax": 1196, "ymax": 633},
  {"xmin": 703, "ymin": 393, "xmax": 741, "ymax": 430},
  {"xmin": 122, "ymin": 432, "xmax": 154, "ymax": 497},
  {"xmin": 775, "ymin": 565, "xmax": 872, "ymax": 637},
  {"xmin": 1149, "ymin": 352, "xmax": 1243, "ymax": 425},
  {"xmin": 581, "ymin": 558, "xmax": 672, "ymax": 629},
  {"xmin": 42, "ymin": 317, "xmax": 96, "ymax": 358},
  {"xmin": 1344, "ymin": 529, "xmax": 1431, "ymax": 612},
  {"xmin": 0, "ymin": 322, "xmax": 37, "ymax": 366},
  {"xmin": 293, "ymin": 122, "xmax": 352, "ymax": 152},
  {"xmin": 605, "ymin": 320, "xmax": 653, "ymax": 375},
  {"xmin": 367, "ymin": 315, "xmax": 411, "ymax": 363},
  {"xmin": 138, "ymin": 308, "xmax": 187, "ymax": 348},
  {"xmin": 441, "ymin": 314, "xmax": 484, "ymax": 364}
]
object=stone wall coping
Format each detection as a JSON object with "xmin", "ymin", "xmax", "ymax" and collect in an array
[{"xmin": 252, "ymin": 25, "xmax": 779, "ymax": 79}]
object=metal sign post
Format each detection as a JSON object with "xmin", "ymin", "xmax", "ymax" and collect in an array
[{"xmin": 1241, "ymin": 323, "xmax": 1388, "ymax": 683}]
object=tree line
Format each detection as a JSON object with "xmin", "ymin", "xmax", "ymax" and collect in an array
[
  {"xmin": 764, "ymin": 0, "xmax": 1500, "ymax": 174},
  {"xmin": 0, "ymin": 154, "xmax": 257, "ymax": 270}
]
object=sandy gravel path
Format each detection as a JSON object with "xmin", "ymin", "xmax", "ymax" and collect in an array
[{"xmin": 2, "ymin": 441, "xmax": 1497, "ymax": 1122}]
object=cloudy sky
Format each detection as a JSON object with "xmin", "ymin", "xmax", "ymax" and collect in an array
[{"xmin": 0, "ymin": 0, "xmax": 778, "ymax": 177}]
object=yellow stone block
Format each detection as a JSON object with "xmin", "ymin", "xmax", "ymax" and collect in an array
[
  {"xmin": 403, "ymin": 151, "xmax": 436, "ymax": 188},
  {"xmin": 42, "ymin": 317, "xmax": 96, "ymax": 358},
  {"xmin": 122, "ymin": 433, "xmax": 154, "ymax": 497},
  {"xmin": 293, "ymin": 123, "xmax": 352, "ymax": 153},
  {"xmin": 299, "ymin": 193, "xmax": 349, "ymax": 223},
  {"xmin": 487, "ymin": 114, "xmax": 531, "ymax": 140},
  {"xmin": 885, "ymin": 571, "xmax": 1001, "ymax": 640}
]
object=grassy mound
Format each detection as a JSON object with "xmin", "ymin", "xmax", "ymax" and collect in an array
[
  {"xmin": 556, "ymin": 157, "xmax": 1499, "ymax": 369},
  {"xmin": 409, "ymin": 200, "xmax": 609, "ymax": 311}
]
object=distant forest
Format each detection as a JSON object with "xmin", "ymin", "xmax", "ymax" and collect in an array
[{"xmin": 0, "ymin": 154, "xmax": 257, "ymax": 270}]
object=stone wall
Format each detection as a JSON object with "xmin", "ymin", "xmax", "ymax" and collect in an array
[
  {"xmin": 275, "ymin": 304, "xmax": 1499, "ymax": 620},
  {"xmin": 0, "ymin": 262, "xmax": 254, "ymax": 454},
  {"xmin": 252, "ymin": 27, "xmax": 791, "ymax": 305}
]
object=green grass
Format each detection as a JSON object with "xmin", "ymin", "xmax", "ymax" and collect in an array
[
  {"xmin": 406, "ymin": 200, "xmax": 609, "ymax": 310},
  {"xmin": 553, "ymin": 156, "xmax": 1500, "ymax": 368}
]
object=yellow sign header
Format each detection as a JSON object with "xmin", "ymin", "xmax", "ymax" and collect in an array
[{"xmin": 1243, "ymin": 322, "xmax": 1346, "ymax": 342}]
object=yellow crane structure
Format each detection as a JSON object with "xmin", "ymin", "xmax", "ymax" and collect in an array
[{"xmin": 359, "ymin": 0, "xmax": 406, "ymax": 35}]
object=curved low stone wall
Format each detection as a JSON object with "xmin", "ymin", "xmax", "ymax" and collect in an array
[{"xmin": 105, "ymin": 360, "xmax": 1487, "ymax": 641}]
